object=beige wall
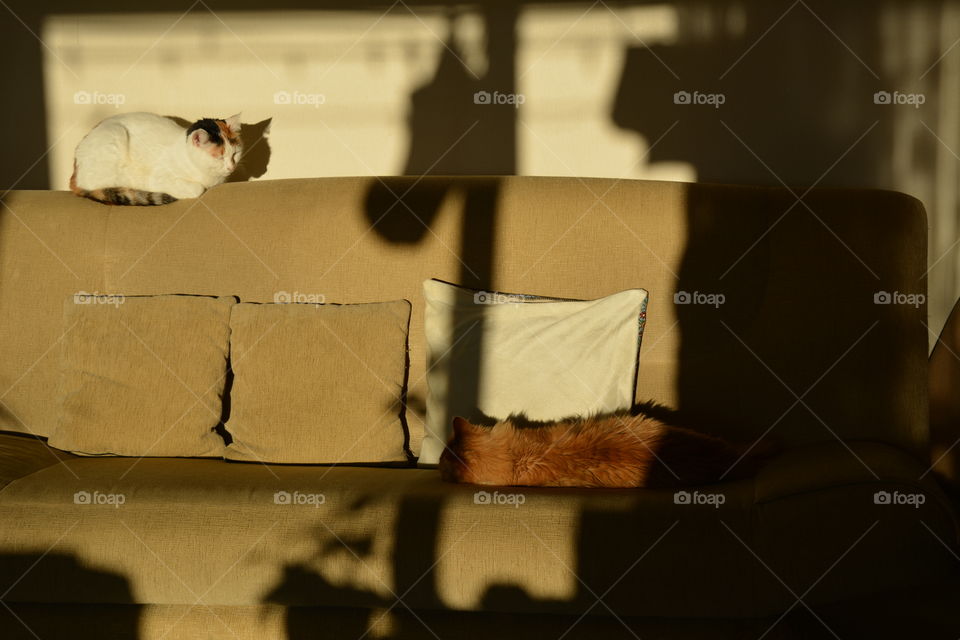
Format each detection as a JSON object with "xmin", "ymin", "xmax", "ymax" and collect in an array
[
  {"xmin": 42, "ymin": 6, "xmax": 690, "ymax": 187},
  {"xmin": 6, "ymin": 1, "xmax": 960, "ymax": 339}
]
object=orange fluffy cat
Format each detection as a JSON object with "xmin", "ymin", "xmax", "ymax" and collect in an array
[{"xmin": 439, "ymin": 407, "xmax": 773, "ymax": 488}]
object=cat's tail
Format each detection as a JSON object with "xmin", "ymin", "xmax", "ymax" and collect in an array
[
  {"xmin": 69, "ymin": 164, "xmax": 176, "ymax": 206},
  {"xmin": 646, "ymin": 424, "xmax": 779, "ymax": 488},
  {"xmin": 73, "ymin": 185, "xmax": 177, "ymax": 206}
]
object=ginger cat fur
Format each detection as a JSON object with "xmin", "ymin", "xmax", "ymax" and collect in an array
[{"xmin": 439, "ymin": 408, "xmax": 773, "ymax": 489}]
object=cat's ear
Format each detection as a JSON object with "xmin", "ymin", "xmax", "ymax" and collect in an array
[
  {"xmin": 225, "ymin": 113, "xmax": 242, "ymax": 136},
  {"xmin": 191, "ymin": 128, "xmax": 211, "ymax": 147}
]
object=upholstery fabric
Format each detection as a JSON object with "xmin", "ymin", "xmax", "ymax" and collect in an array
[
  {"xmin": 48, "ymin": 294, "xmax": 233, "ymax": 457},
  {"xmin": 0, "ymin": 179, "xmax": 930, "ymax": 460},
  {"xmin": 0, "ymin": 432, "xmax": 953, "ymax": 619},
  {"xmin": 225, "ymin": 300, "xmax": 411, "ymax": 464}
]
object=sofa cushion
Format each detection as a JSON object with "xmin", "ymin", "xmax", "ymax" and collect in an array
[
  {"xmin": 0, "ymin": 434, "xmax": 954, "ymax": 619},
  {"xmin": 420, "ymin": 279, "xmax": 648, "ymax": 464},
  {"xmin": 224, "ymin": 299, "xmax": 411, "ymax": 464},
  {"xmin": 48, "ymin": 294, "xmax": 233, "ymax": 458}
]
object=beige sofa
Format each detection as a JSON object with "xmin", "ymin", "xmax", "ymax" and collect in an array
[{"xmin": 0, "ymin": 176, "xmax": 956, "ymax": 639}]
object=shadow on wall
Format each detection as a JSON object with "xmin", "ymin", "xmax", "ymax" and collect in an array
[
  {"xmin": 167, "ymin": 116, "xmax": 273, "ymax": 183},
  {"xmin": 403, "ymin": 7, "xmax": 516, "ymax": 175},
  {"xmin": 611, "ymin": 2, "xmax": 890, "ymax": 188}
]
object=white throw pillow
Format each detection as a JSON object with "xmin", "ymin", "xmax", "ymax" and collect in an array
[{"xmin": 420, "ymin": 279, "xmax": 649, "ymax": 464}]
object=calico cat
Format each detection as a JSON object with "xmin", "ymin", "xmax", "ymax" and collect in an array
[
  {"xmin": 71, "ymin": 112, "xmax": 242, "ymax": 205},
  {"xmin": 439, "ymin": 408, "xmax": 774, "ymax": 489}
]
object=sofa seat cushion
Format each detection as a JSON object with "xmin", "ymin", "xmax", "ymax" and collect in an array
[{"xmin": 0, "ymin": 435, "xmax": 955, "ymax": 619}]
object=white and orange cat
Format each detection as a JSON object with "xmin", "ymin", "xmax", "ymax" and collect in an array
[{"xmin": 71, "ymin": 112, "xmax": 242, "ymax": 206}]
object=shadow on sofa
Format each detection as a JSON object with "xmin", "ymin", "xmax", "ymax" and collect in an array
[
  {"xmin": 0, "ymin": 552, "xmax": 139, "ymax": 639},
  {"xmin": 260, "ymin": 465, "xmax": 960, "ymax": 639}
]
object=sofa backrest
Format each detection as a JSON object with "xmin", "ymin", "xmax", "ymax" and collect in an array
[{"xmin": 0, "ymin": 177, "xmax": 928, "ymax": 457}]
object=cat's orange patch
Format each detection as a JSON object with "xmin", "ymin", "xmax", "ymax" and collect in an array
[
  {"xmin": 69, "ymin": 160, "xmax": 81, "ymax": 195},
  {"xmin": 215, "ymin": 120, "xmax": 240, "ymax": 145}
]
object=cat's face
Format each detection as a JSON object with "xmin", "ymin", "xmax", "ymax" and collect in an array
[
  {"xmin": 438, "ymin": 417, "xmax": 513, "ymax": 485},
  {"xmin": 186, "ymin": 114, "xmax": 243, "ymax": 177}
]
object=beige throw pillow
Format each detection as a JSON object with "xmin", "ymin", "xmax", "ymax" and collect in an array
[
  {"xmin": 224, "ymin": 300, "xmax": 411, "ymax": 464},
  {"xmin": 420, "ymin": 279, "xmax": 649, "ymax": 465},
  {"xmin": 50, "ymin": 294, "xmax": 234, "ymax": 457}
]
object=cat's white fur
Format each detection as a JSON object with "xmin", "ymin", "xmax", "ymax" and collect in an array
[{"xmin": 72, "ymin": 112, "xmax": 242, "ymax": 200}]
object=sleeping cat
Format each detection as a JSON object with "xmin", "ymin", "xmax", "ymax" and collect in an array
[
  {"xmin": 71, "ymin": 112, "xmax": 242, "ymax": 205},
  {"xmin": 439, "ymin": 407, "xmax": 774, "ymax": 488}
]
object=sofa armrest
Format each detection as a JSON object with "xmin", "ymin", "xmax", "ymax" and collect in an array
[{"xmin": 0, "ymin": 431, "xmax": 75, "ymax": 492}]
